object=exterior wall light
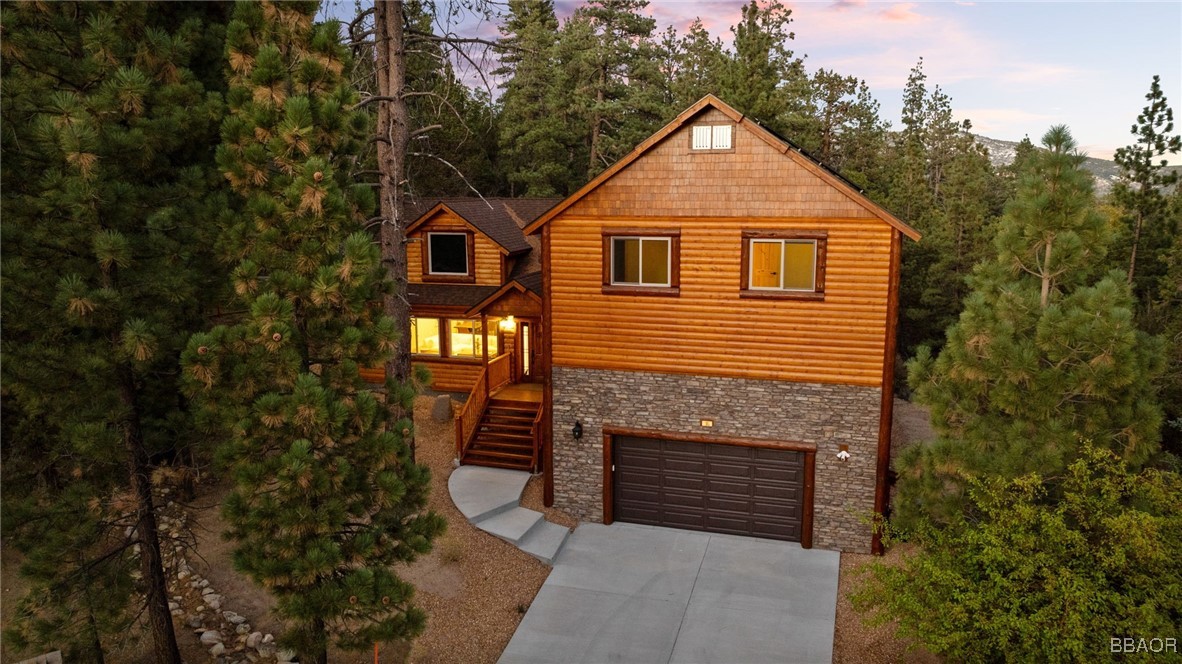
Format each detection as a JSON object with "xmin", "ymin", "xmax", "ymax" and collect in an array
[
  {"xmin": 499, "ymin": 315, "xmax": 515, "ymax": 332},
  {"xmin": 837, "ymin": 444, "xmax": 850, "ymax": 461},
  {"xmin": 572, "ymin": 421, "xmax": 583, "ymax": 440}
]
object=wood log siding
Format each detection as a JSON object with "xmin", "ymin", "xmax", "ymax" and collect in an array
[
  {"xmin": 414, "ymin": 358, "xmax": 482, "ymax": 393},
  {"xmin": 549, "ymin": 216, "xmax": 892, "ymax": 386},
  {"xmin": 407, "ymin": 212, "xmax": 504, "ymax": 286}
]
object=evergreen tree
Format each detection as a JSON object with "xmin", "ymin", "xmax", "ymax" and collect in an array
[
  {"xmin": 897, "ymin": 126, "xmax": 1165, "ymax": 526},
  {"xmin": 0, "ymin": 3, "xmax": 228, "ymax": 661},
  {"xmin": 662, "ymin": 18, "xmax": 727, "ymax": 112},
  {"xmin": 561, "ymin": 0, "xmax": 667, "ymax": 177},
  {"xmin": 807, "ymin": 69, "xmax": 889, "ymax": 190},
  {"xmin": 1113, "ymin": 75, "xmax": 1181, "ymax": 302},
  {"xmin": 858, "ymin": 447, "xmax": 1182, "ymax": 662},
  {"xmin": 495, "ymin": 0, "xmax": 572, "ymax": 196},
  {"xmin": 720, "ymin": 1, "xmax": 809, "ymax": 137},
  {"xmin": 183, "ymin": 2, "xmax": 444, "ymax": 661}
]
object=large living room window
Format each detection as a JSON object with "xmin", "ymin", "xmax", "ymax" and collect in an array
[
  {"xmin": 410, "ymin": 316, "xmax": 498, "ymax": 359},
  {"xmin": 741, "ymin": 231, "xmax": 826, "ymax": 300},
  {"xmin": 426, "ymin": 232, "xmax": 470, "ymax": 278},
  {"xmin": 602, "ymin": 230, "xmax": 680, "ymax": 295},
  {"xmin": 448, "ymin": 319, "xmax": 497, "ymax": 358}
]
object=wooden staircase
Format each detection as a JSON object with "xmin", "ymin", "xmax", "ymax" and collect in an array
[{"xmin": 460, "ymin": 397, "xmax": 541, "ymax": 471}]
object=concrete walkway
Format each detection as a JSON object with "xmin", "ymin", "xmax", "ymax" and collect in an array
[
  {"xmin": 499, "ymin": 523, "xmax": 840, "ymax": 664},
  {"xmin": 447, "ymin": 465, "xmax": 570, "ymax": 564}
]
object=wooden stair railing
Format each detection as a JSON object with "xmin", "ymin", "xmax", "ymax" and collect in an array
[
  {"xmin": 487, "ymin": 351, "xmax": 514, "ymax": 394},
  {"xmin": 454, "ymin": 367, "xmax": 488, "ymax": 461},
  {"xmin": 529, "ymin": 402, "xmax": 544, "ymax": 473}
]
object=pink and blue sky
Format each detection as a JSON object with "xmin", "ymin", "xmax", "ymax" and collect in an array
[{"xmin": 330, "ymin": 1, "xmax": 1182, "ymax": 163}]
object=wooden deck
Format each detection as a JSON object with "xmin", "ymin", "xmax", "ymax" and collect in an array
[{"xmin": 491, "ymin": 382, "xmax": 542, "ymax": 403}]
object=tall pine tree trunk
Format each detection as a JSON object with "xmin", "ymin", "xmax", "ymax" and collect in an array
[
  {"xmin": 1127, "ymin": 209, "xmax": 1143, "ymax": 285},
  {"xmin": 375, "ymin": 0, "xmax": 414, "ymax": 431},
  {"xmin": 117, "ymin": 365, "xmax": 181, "ymax": 664}
]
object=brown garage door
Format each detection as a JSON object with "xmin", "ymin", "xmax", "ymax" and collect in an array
[{"xmin": 612, "ymin": 436, "xmax": 807, "ymax": 542}]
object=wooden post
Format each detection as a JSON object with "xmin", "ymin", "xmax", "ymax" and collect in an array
[{"xmin": 481, "ymin": 314, "xmax": 490, "ymax": 399}]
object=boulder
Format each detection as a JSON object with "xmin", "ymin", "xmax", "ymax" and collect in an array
[
  {"xmin": 200, "ymin": 629, "xmax": 223, "ymax": 645},
  {"xmin": 246, "ymin": 632, "xmax": 263, "ymax": 649},
  {"xmin": 431, "ymin": 394, "xmax": 453, "ymax": 422},
  {"xmin": 209, "ymin": 642, "xmax": 226, "ymax": 657}
]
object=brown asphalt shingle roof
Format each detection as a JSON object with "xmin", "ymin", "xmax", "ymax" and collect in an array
[
  {"xmin": 407, "ymin": 197, "xmax": 561, "ymax": 255},
  {"xmin": 408, "ymin": 283, "xmax": 500, "ymax": 308}
]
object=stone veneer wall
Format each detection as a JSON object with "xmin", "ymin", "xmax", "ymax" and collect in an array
[{"xmin": 551, "ymin": 366, "xmax": 883, "ymax": 552}]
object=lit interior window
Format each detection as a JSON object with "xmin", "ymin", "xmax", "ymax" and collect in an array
[
  {"xmin": 411, "ymin": 317, "xmax": 440, "ymax": 355},
  {"xmin": 448, "ymin": 319, "xmax": 498, "ymax": 358}
]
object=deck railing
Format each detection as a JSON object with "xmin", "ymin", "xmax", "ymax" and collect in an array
[
  {"xmin": 488, "ymin": 351, "xmax": 514, "ymax": 393},
  {"xmin": 454, "ymin": 367, "xmax": 488, "ymax": 461}
]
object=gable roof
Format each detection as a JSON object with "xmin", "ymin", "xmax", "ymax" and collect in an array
[
  {"xmin": 463, "ymin": 272, "xmax": 543, "ymax": 316},
  {"xmin": 407, "ymin": 197, "xmax": 561, "ymax": 254},
  {"xmin": 523, "ymin": 95, "xmax": 920, "ymax": 241}
]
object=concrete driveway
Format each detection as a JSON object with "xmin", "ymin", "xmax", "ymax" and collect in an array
[{"xmin": 499, "ymin": 522, "xmax": 840, "ymax": 664}]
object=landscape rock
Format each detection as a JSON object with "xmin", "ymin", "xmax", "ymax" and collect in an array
[
  {"xmin": 236, "ymin": 624, "xmax": 250, "ymax": 635},
  {"xmin": 209, "ymin": 642, "xmax": 226, "ymax": 657},
  {"xmin": 200, "ymin": 629, "xmax": 223, "ymax": 645},
  {"xmin": 187, "ymin": 616, "xmax": 203, "ymax": 628},
  {"xmin": 202, "ymin": 586, "xmax": 216, "ymax": 596},
  {"xmin": 246, "ymin": 632, "xmax": 263, "ymax": 649},
  {"xmin": 277, "ymin": 648, "xmax": 296, "ymax": 663},
  {"xmin": 431, "ymin": 394, "xmax": 453, "ymax": 422}
]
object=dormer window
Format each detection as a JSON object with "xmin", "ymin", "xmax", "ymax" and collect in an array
[
  {"xmin": 428, "ymin": 232, "xmax": 467, "ymax": 274},
  {"xmin": 691, "ymin": 124, "xmax": 732, "ymax": 151},
  {"xmin": 424, "ymin": 231, "xmax": 474, "ymax": 282}
]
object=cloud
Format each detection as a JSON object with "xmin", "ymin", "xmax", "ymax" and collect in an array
[
  {"xmin": 829, "ymin": 0, "xmax": 867, "ymax": 12},
  {"xmin": 880, "ymin": 3, "xmax": 924, "ymax": 22}
]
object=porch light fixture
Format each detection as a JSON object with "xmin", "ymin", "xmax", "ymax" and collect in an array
[
  {"xmin": 571, "ymin": 421, "xmax": 583, "ymax": 440},
  {"xmin": 837, "ymin": 444, "xmax": 851, "ymax": 462},
  {"xmin": 499, "ymin": 315, "xmax": 515, "ymax": 332}
]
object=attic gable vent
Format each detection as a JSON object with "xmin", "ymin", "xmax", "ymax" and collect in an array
[{"xmin": 691, "ymin": 124, "xmax": 732, "ymax": 150}]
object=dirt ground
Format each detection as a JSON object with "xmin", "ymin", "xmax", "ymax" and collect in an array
[
  {"xmin": 176, "ymin": 395, "xmax": 551, "ymax": 664},
  {"xmin": 829, "ymin": 397, "xmax": 940, "ymax": 663}
]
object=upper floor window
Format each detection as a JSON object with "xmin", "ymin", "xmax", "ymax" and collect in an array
[
  {"xmin": 691, "ymin": 124, "xmax": 732, "ymax": 151},
  {"xmin": 427, "ymin": 232, "xmax": 469, "ymax": 276},
  {"xmin": 741, "ymin": 231, "xmax": 827, "ymax": 300},
  {"xmin": 602, "ymin": 230, "xmax": 680, "ymax": 295}
]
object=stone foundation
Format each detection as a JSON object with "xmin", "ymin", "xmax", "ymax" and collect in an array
[{"xmin": 551, "ymin": 366, "xmax": 882, "ymax": 552}]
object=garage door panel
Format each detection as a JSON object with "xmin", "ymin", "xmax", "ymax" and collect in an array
[{"xmin": 613, "ymin": 436, "xmax": 807, "ymax": 543}]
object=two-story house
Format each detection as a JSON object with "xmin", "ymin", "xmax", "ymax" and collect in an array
[
  {"xmin": 380, "ymin": 197, "xmax": 560, "ymax": 472},
  {"xmin": 522, "ymin": 95, "xmax": 919, "ymax": 553}
]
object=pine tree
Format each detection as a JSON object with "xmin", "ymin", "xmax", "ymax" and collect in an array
[
  {"xmin": 0, "ymin": 3, "xmax": 228, "ymax": 660},
  {"xmin": 1112, "ymin": 75, "xmax": 1182, "ymax": 304},
  {"xmin": 897, "ymin": 126, "xmax": 1165, "ymax": 526},
  {"xmin": 182, "ymin": 3, "xmax": 444, "ymax": 660},
  {"xmin": 495, "ymin": 0, "xmax": 572, "ymax": 196},
  {"xmin": 662, "ymin": 18, "xmax": 726, "ymax": 110},
  {"xmin": 561, "ymin": 0, "xmax": 667, "ymax": 177},
  {"xmin": 720, "ymin": 1, "xmax": 809, "ymax": 137}
]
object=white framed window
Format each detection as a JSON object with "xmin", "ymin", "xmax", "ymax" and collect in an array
[
  {"xmin": 611, "ymin": 236, "xmax": 671, "ymax": 287},
  {"xmin": 691, "ymin": 124, "xmax": 733, "ymax": 150},
  {"xmin": 427, "ymin": 232, "xmax": 468, "ymax": 275}
]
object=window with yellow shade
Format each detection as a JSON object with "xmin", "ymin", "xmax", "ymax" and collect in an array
[
  {"xmin": 448, "ymin": 319, "xmax": 497, "ymax": 358},
  {"xmin": 411, "ymin": 317, "xmax": 440, "ymax": 355},
  {"xmin": 742, "ymin": 232, "xmax": 826, "ymax": 299}
]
